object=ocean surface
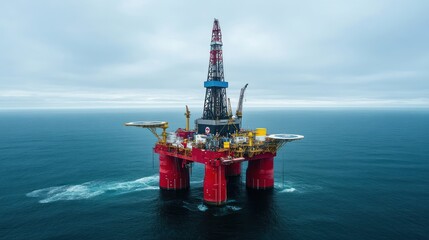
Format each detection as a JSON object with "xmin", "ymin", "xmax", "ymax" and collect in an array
[{"xmin": 0, "ymin": 109, "xmax": 428, "ymax": 240}]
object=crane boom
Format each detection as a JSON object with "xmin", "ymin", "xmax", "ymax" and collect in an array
[
  {"xmin": 236, "ymin": 83, "xmax": 248, "ymax": 118},
  {"xmin": 227, "ymin": 98, "xmax": 233, "ymax": 118},
  {"xmin": 185, "ymin": 105, "xmax": 191, "ymax": 131}
]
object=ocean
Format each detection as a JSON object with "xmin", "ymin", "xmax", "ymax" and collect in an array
[{"xmin": 0, "ymin": 108, "xmax": 428, "ymax": 240}]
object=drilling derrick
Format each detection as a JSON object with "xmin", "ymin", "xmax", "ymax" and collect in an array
[
  {"xmin": 125, "ymin": 18, "xmax": 304, "ymax": 206},
  {"xmin": 196, "ymin": 19, "xmax": 240, "ymax": 135},
  {"xmin": 203, "ymin": 19, "xmax": 228, "ymax": 120}
]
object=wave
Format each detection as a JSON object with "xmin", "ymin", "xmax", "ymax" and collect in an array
[
  {"xmin": 198, "ymin": 204, "xmax": 208, "ymax": 212},
  {"xmin": 226, "ymin": 205, "xmax": 242, "ymax": 211},
  {"xmin": 280, "ymin": 187, "xmax": 296, "ymax": 193},
  {"xmin": 190, "ymin": 180, "xmax": 204, "ymax": 185},
  {"xmin": 182, "ymin": 201, "xmax": 241, "ymax": 216},
  {"xmin": 274, "ymin": 182, "xmax": 297, "ymax": 193},
  {"xmin": 26, "ymin": 175, "xmax": 159, "ymax": 203},
  {"xmin": 212, "ymin": 205, "xmax": 242, "ymax": 216}
]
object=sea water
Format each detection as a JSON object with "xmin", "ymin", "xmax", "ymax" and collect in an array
[{"xmin": 0, "ymin": 109, "xmax": 428, "ymax": 239}]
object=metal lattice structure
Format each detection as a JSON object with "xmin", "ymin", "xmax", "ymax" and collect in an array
[{"xmin": 202, "ymin": 19, "xmax": 229, "ymax": 120}]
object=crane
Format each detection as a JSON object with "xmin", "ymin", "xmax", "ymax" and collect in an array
[
  {"xmin": 227, "ymin": 98, "xmax": 233, "ymax": 118},
  {"xmin": 236, "ymin": 83, "xmax": 248, "ymax": 118},
  {"xmin": 185, "ymin": 105, "xmax": 191, "ymax": 131}
]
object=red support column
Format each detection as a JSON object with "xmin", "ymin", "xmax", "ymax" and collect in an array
[
  {"xmin": 246, "ymin": 157, "xmax": 274, "ymax": 189},
  {"xmin": 203, "ymin": 161, "xmax": 227, "ymax": 205},
  {"xmin": 225, "ymin": 162, "xmax": 241, "ymax": 177},
  {"xmin": 159, "ymin": 154, "xmax": 189, "ymax": 190}
]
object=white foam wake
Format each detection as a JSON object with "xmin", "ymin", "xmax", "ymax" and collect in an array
[
  {"xmin": 197, "ymin": 204, "xmax": 208, "ymax": 212},
  {"xmin": 226, "ymin": 205, "xmax": 242, "ymax": 211},
  {"xmin": 274, "ymin": 182, "xmax": 297, "ymax": 193},
  {"xmin": 182, "ymin": 201, "xmax": 241, "ymax": 215},
  {"xmin": 280, "ymin": 187, "xmax": 296, "ymax": 193},
  {"xmin": 26, "ymin": 175, "xmax": 159, "ymax": 203},
  {"xmin": 190, "ymin": 180, "xmax": 204, "ymax": 185}
]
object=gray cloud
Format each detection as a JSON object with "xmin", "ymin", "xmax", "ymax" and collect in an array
[{"xmin": 0, "ymin": 0, "xmax": 428, "ymax": 109}]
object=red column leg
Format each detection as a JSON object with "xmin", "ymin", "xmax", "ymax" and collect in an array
[
  {"xmin": 225, "ymin": 162, "xmax": 241, "ymax": 177},
  {"xmin": 159, "ymin": 154, "xmax": 189, "ymax": 190},
  {"xmin": 246, "ymin": 157, "xmax": 274, "ymax": 189},
  {"xmin": 203, "ymin": 162, "xmax": 227, "ymax": 206}
]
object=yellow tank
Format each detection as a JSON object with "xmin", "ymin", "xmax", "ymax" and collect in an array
[
  {"xmin": 255, "ymin": 128, "xmax": 267, "ymax": 136},
  {"xmin": 255, "ymin": 128, "xmax": 267, "ymax": 142}
]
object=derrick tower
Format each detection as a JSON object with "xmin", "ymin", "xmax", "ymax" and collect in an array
[
  {"xmin": 202, "ymin": 19, "xmax": 228, "ymax": 120},
  {"xmin": 196, "ymin": 19, "xmax": 240, "ymax": 135}
]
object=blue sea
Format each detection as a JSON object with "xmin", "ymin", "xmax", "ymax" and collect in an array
[{"xmin": 0, "ymin": 109, "xmax": 428, "ymax": 240}]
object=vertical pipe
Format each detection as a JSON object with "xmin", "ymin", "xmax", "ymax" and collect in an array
[
  {"xmin": 246, "ymin": 157, "xmax": 274, "ymax": 189},
  {"xmin": 159, "ymin": 154, "xmax": 190, "ymax": 190},
  {"xmin": 203, "ymin": 163, "xmax": 227, "ymax": 205}
]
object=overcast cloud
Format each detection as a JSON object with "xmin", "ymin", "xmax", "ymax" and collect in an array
[{"xmin": 1, "ymin": 0, "xmax": 428, "ymax": 109}]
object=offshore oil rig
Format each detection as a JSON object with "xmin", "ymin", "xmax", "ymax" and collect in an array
[{"xmin": 126, "ymin": 19, "xmax": 303, "ymax": 205}]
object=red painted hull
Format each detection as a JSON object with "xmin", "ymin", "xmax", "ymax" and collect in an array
[
  {"xmin": 246, "ymin": 156, "xmax": 274, "ymax": 189},
  {"xmin": 155, "ymin": 143, "xmax": 277, "ymax": 204},
  {"xmin": 159, "ymin": 154, "xmax": 189, "ymax": 190},
  {"xmin": 203, "ymin": 163, "xmax": 227, "ymax": 205}
]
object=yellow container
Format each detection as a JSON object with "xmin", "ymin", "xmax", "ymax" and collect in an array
[
  {"xmin": 223, "ymin": 141, "xmax": 230, "ymax": 149},
  {"xmin": 255, "ymin": 128, "xmax": 267, "ymax": 136}
]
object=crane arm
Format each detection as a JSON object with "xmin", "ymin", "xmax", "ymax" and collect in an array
[
  {"xmin": 235, "ymin": 83, "xmax": 248, "ymax": 118},
  {"xmin": 227, "ymin": 98, "xmax": 233, "ymax": 118},
  {"xmin": 185, "ymin": 105, "xmax": 191, "ymax": 131}
]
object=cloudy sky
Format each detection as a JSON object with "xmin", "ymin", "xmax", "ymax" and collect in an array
[{"xmin": 1, "ymin": 0, "xmax": 428, "ymax": 109}]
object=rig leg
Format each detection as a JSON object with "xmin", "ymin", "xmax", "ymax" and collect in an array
[
  {"xmin": 159, "ymin": 154, "xmax": 189, "ymax": 190},
  {"xmin": 203, "ymin": 163, "xmax": 227, "ymax": 206},
  {"xmin": 246, "ymin": 157, "xmax": 274, "ymax": 189},
  {"xmin": 225, "ymin": 162, "xmax": 241, "ymax": 177}
]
